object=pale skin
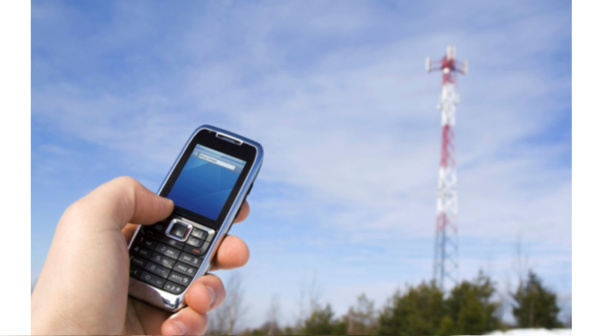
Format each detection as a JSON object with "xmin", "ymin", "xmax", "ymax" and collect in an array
[{"xmin": 31, "ymin": 176, "xmax": 251, "ymax": 335}]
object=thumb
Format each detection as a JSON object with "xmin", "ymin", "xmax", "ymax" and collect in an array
[{"xmin": 76, "ymin": 176, "xmax": 174, "ymax": 230}]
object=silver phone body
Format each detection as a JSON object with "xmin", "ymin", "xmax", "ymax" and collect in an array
[{"xmin": 127, "ymin": 125, "xmax": 263, "ymax": 312}]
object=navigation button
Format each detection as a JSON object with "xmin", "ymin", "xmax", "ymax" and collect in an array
[
  {"xmin": 169, "ymin": 222, "xmax": 188, "ymax": 239},
  {"xmin": 186, "ymin": 236, "xmax": 202, "ymax": 247},
  {"xmin": 191, "ymin": 228, "xmax": 208, "ymax": 240}
]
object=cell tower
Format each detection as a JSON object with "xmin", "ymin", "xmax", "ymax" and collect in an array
[{"xmin": 426, "ymin": 46, "xmax": 467, "ymax": 292}]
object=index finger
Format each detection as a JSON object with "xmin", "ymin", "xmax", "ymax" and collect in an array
[{"xmin": 233, "ymin": 201, "xmax": 250, "ymax": 223}]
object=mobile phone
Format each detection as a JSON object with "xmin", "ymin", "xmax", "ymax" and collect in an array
[{"xmin": 127, "ymin": 125, "xmax": 263, "ymax": 312}]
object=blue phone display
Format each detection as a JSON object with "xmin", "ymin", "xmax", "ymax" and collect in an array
[{"xmin": 167, "ymin": 145, "xmax": 246, "ymax": 220}]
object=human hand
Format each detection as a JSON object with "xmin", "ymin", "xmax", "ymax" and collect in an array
[{"xmin": 31, "ymin": 176, "xmax": 251, "ymax": 335}]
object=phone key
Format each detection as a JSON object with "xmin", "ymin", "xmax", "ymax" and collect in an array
[
  {"xmin": 153, "ymin": 221, "xmax": 168, "ymax": 233},
  {"xmin": 186, "ymin": 236, "xmax": 202, "ymax": 248},
  {"xmin": 130, "ymin": 245, "xmax": 152, "ymax": 259},
  {"xmin": 161, "ymin": 236, "xmax": 185, "ymax": 249},
  {"xmin": 183, "ymin": 241, "xmax": 210, "ymax": 256},
  {"xmin": 139, "ymin": 271, "xmax": 165, "ymax": 288},
  {"xmin": 156, "ymin": 243, "xmax": 181, "ymax": 259},
  {"xmin": 206, "ymin": 230, "xmax": 216, "ymax": 243},
  {"xmin": 174, "ymin": 262, "xmax": 198, "ymax": 276},
  {"xmin": 141, "ymin": 227, "xmax": 159, "ymax": 238},
  {"xmin": 130, "ymin": 256, "xmax": 146, "ymax": 268},
  {"xmin": 150, "ymin": 252, "xmax": 176, "ymax": 269},
  {"xmin": 144, "ymin": 262, "xmax": 171, "ymax": 279},
  {"xmin": 130, "ymin": 266, "xmax": 143, "ymax": 278},
  {"xmin": 198, "ymin": 241, "xmax": 211, "ymax": 255},
  {"xmin": 138, "ymin": 235, "xmax": 157, "ymax": 249},
  {"xmin": 190, "ymin": 228, "xmax": 208, "ymax": 240},
  {"xmin": 163, "ymin": 281, "xmax": 185, "ymax": 294},
  {"xmin": 178, "ymin": 252, "xmax": 203, "ymax": 267},
  {"xmin": 169, "ymin": 222, "xmax": 189, "ymax": 239},
  {"xmin": 183, "ymin": 244, "xmax": 202, "ymax": 256},
  {"xmin": 168, "ymin": 271, "xmax": 192, "ymax": 287}
]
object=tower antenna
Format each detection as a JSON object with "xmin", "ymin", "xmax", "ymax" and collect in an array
[{"xmin": 426, "ymin": 45, "xmax": 467, "ymax": 292}]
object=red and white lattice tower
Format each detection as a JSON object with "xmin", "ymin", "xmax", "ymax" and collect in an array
[{"xmin": 426, "ymin": 46, "xmax": 467, "ymax": 292}]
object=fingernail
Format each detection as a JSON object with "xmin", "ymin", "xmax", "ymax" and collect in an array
[
  {"xmin": 171, "ymin": 320, "xmax": 186, "ymax": 335},
  {"xmin": 207, "ymin": 285, "xmax": 216, "ymax": 309}
]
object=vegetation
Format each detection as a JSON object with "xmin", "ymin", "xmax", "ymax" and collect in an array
[
  {"xmin": 377, "ymin": 272, "xmax": 501, "ymax": 336},
  {"xmin": 233, "ymin": 269, "xmax": 566, "ymax": 335},
  {"xmin": 443, "ymin": 272, "xmax": 501, "ymax": 335},
  {"xmin": 346, "ymin": 293, "xmax": 378, "ymax": 335},
  {"xmin": 303, "ymin": 304, "xmax": 346, "ymax": 335},
  {"xmin": 511, "ymin": 270, "xmax": 563, "ymax": 329},
  {"xmin": 378, "ymin": 281, "xmax": 444, "ymax": 335}
]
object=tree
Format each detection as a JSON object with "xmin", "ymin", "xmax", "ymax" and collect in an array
[
  {"xmin": 437, "ymin": 315, "xmax": 455, "ymax": 336},
  {"xmin": 208, "ymin": 271, "xmax": 248, "ymax": 335},
  {"xmin": 243, "ymin": 321, "xmax": 280, "ymax": 336},
  {"xmin": 293, "ymin": 273, "xmax": 323, "ymax": 334},
  {"xmin": 378, "ymin": 281, "xmax": 444, "ymax": 336},
  {"xmin": 265, "ymin": 295, "xmax": 282, "ymax": 336},
  {"xmin": 444, "ymin": 271, "xmax": 501, "ymax": 335},
  {"xmin": 303, "ymin": 303, "xmax": 346, "ymax": 335},
  {"xmin": 345, "ymin": 293, "xmax": 377, "ymax": 335},
  {"xmin": 511, "ymin": 270, "xmax": 563, "ymax": 329}
]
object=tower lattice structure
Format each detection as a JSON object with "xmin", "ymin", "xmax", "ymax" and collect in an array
[{"xmin": 426, "ymin": 46, "xmax": 467, "ymax": 292}]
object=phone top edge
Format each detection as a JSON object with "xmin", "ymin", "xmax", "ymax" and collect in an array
[
  {"xmin": 191, "ymin": 124, "xmax": 264, "ymax": 184},
  {"xmin": 197, "ymin": 124, "xmax": 264, "ymax": 157},
  {"xmin": 156, "ymin": 125, "xmax": 263, "ymax": 195}
]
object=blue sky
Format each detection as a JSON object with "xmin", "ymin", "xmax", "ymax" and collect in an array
[{"xmin": 30, "ymin": 0, "xmax": 572, "ymax": 329}]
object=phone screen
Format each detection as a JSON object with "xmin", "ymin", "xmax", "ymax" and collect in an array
[{"xmin": 166, "ymin": 144, "xmax": 247, "ymax": 220}]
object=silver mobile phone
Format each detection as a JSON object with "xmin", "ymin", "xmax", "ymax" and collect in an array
[{"xmin": 127, "ymin": 125, "xmax": 263, "ymax": 312}]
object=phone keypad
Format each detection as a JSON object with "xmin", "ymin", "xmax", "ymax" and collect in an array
[
  {"xmin": 129, "ymin": 219, "xmax": 215, "ymax": 294},
  {"xmin": 164, "ymin": 281, "xmax": 185, "ymax": 294}
]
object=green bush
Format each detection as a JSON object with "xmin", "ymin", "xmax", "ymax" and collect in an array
[{"xmin": 512, "ymin": 270, "xmax": 563, "ymax": 329}]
